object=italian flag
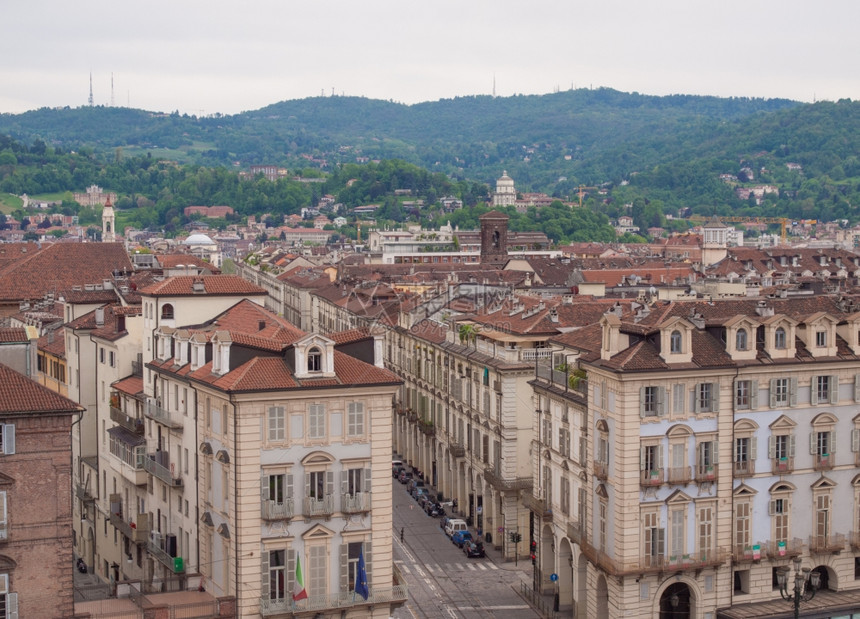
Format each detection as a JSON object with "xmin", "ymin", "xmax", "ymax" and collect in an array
[{"xmin": 292, "ymin": 555, "xmax": 308, "ymax": 601}]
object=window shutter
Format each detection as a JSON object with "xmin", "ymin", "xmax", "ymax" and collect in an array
[
  {"xmin": 305, "ymin": 473, "xmax": 311, "ymax": 499},
  {"xmin": 341, "ymin": 470, "xmax": 349, "ymax": 495},
  {"xmin": 286, "ymin": 549, "xmax": 296, "ymax": 596},
  {"xmin": 658, "ymin": 445, "xmax": 664, "ymax": 467},
  {"xmin": 0, "ymin": 491, "xmax": 7, "ymax": 539},
  {"xmin": 712, "ymin": 383, "xmax": 720, "ymax": 412},
  {"xmin": 364, "ymin": 468, "xmax": 372, "ymax": 493},
  {"xmin": 657, "ymin": 387, "xmax": 666, "ymax": 416},
  {"xmin": 7, "ymin": 592, "xmax": 17, "ymax": 619},
  {"xmin": 788, "ymin": 435, "xmax": 796, "ymax": 457},
  {"xmin": 749, "ymin": 380, "xmax": 758, "ymax": 409},
  {"xmin": 855, "ymin": 375, "xmax": 860, "ymax": 402},
  {"xmin": 261, "ymin": 475, "xmax": 267, "ymax": 500},
  {"xmin": 769, "ymin": 379, "xmax": 778, "ymax": 408},
  {"xmin": 340, "ymin": 544, "xmax": 348, "ymax": 592},
  {"xmin": 286, "ymin": 474, "xmax": 293, "ymax": 499},
  {"xmin": 694, "ymin": 384, "xmax": 702, "ymax": 413},
  {"xmin": 656, "ymin": 529, "xmax": 665, "ymax": 556},
  {"xmin": 811, "ymin": 376, "xmax": 819, "ymax": 405},
  {"xmin": 713, "ymin": 441, "xmax": 719, "ymax": 464},
  {"xmin": 640, "ymin": 446, "xmax": 646, "ymax": 471},
  {"xmin": 261, "ymin": 550, "xmax": 270, "ymax": 600},
  {"xmin": 364, "ymin": 540, "xmax": 372, "ymax": 587},
  {"xmin": 697, "ymin": 443, "xmax": 704, "ymax": 467},
  {"xmin": 810, "ymin": 432, "xmax": 817, "ymax": 455},
  {"xmin": 829, "ymin": 375, "xmax": 839, "ymax": 404},
  {"xmin": 789, "ymin": 378, "xmax": 797, "ymax": 406},
  {"xmin": 768, "ymin": 500, "xmax": 776, "ymax": 516},
  {"xmin": 326, "ymin": 471, "xmax": 334, "ymax": 496},
  {"xmin": 768, "ymin": 436, "xmax": 776, "ymax": 459},
  {"xmin": 830, "ymin": 431, "xmax": 837, "ymax": 453},
  {"xmin": 2, "ymin": 424, "xmax": 14, "ymax": 455},
  {"xmin": 639, "ymin": 387, "xmax": 647, "ymax": 418},
  {"xmin": 852, "ymin": 429, "xmax": 860, "ymax": 453},
  {"xmin": 750, "ymin": 437, "xmax": 757, "ymax": 460}
]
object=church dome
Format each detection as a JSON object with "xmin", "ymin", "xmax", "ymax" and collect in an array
[{"xmin": 185, "ymin": 233, "xmax": 215, "ymax": 246}]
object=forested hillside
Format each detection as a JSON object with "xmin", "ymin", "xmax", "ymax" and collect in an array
[{"xmin": 2, "ymin": 89, "xmax": 860, "ymax": 241}]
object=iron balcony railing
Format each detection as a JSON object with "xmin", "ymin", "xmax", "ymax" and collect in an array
[
  {"xmin": 667, "ymin": 466, "xmax": 692, "ymax": 484},
  {"xmin": 109, "ymin": 512, "xmax": 150, "ymax": 545},
  {"xmin": 110, "ymin": 406, "xmax": 145, "ymax": 435},
  {"xmin": 522, "ymin": 493, "xmax": 552, "ymax": 520},
  {"xmin": 147, "ymin": 539, "xmax": 184, "ymax": 572},
  {"xmin": 484, "ymin": 466, "xmax": 533, "ymax": 493},
  {"xmin": 765, "ymin": 538, "xmax": 803, "ymax": 559},
  {"xmin": 640, "ymin": 469, "xmax": 664, "ymax": 487},
  {"xmin": 143, "ymin": 401, "xmax": 183, "ymax": 430},
  {"xmin": 808, "ymin": 533, "xmax": 845, "ymax": 554},
  {"xmin": 144, "ymin": 455, "xmax": 183, "ymax": 487}
]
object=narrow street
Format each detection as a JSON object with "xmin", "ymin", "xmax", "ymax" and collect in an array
[{"xmin": 390, "ymin": 477, "xmax": 540, "ymax": 619}]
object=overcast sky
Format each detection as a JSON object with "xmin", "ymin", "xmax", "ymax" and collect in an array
[{"xmin": 2, "ymin": 1, "xmax": 859, "ymax": 116}]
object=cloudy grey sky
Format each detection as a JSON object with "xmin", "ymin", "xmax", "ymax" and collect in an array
[{"xmin": 2, "ymin": 0, "xmax": 859, "ymax": 115}]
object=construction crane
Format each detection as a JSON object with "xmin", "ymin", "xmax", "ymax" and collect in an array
[
  {"xmin": 575, "ymin": 185, "xmax": 598, "ymax": 208},
  {"xmin": 687, "ymin": 215, "xmax": 790, "ymax": 244}
]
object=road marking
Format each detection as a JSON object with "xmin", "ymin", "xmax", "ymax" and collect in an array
[{"xmin": 425, "ymin": 564, "xmax": 435, "ymax": 573}]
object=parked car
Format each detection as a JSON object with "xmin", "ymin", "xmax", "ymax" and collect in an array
[
  {"xmin": 452, "ymin": 530, "xmax": 473, "ymax": 548},
  {"xmin": 398, "ymin": 470, "xmax": 413, "ymax": 484},
  {"xmin": 463, "ymin": 540, "xmax": 485, "ymax": 558},
  {"xmin": 440, "ymin": 515, "xmax": 450, "ymax": 531},
  {"xmin": 407, "ymin": 479, "xmax": 425, "ymax": 494},
  {"xmin": 445, "ymin": 518, "xmax": 468, "ymax": 538},
  {"xmin": 393, "ymin": 465, "xmax": 405, "ymax": 479},
  {"xmin": 425, "ymin": 501, "xmax": 443, "ymax": 516},
  {"xmin": 413, "ymin": 488, "xmax": 429, "ymax": 504}
]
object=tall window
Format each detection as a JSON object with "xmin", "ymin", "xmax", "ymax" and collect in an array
[
  {"xmin": 695, "ymin": 382, "xmax": 717, "ymax": 413},
  {"xmin": 736, "ymin": 329, "xmax": 748, "ymax": 351},
  {"xmin": 774, "ymin": 327, "xmax": 787, "ymax": 349},
  {"xmin": 344, "ymin": 468, "xmax": 365, "ymax": 496},
  {"xmin": 307, "ymin": 347, "xmax": 322, "ymax": 372},
  {"xmin": 771, "ymin": 378, "xmax": 789, "ymax": 407},
  {"xmin": 698, "ymin": 505, "xmax": 713, "ymax": 555},
  {"xmin": 815, "ymin": 494, "xmax": 831, "ymax": 542},
  {"xmin": 265, "ymin": 473, "xmax": 290, "ymax": 504},
  {"xmin": 161, "ymin": 304, "xmax": 174, "ymax": 319},
  {"xmin": 672, "ymin": 384, "xmax": 685, "ymax": 416},
  {"xmin": 308, "ymin": 404, "xmax": 326, "ymax": 439},
  {"xmin": 816, "ymin": 331, "xmax": 827, "ymax": 347},
  {"xmin": 815, "ymin": 375, "xmax": 832, "ymax": 404},
  {"xmin": 347, "ymin": 403, "xmax": 364, "ymax": 437},
  {"xmin": 735, "ymin": 380, "xmax": 751, "ymax": 409},
  {"xmin": 735, "ymin": 502, "xmax": 751, "ymax": 552},
  {"xmin": 308, "ymin": 471, "xmax": 329, "ymax": 500},
  {"xmin": 346, "ymin": 542, "xmax": 365, "ymax": 591},
  {"xmin": 269, "ymin": 550, "xmax": 286, "ymax": 600},
  {"xmin": 769, "ymin": 490, "xmax": 791, "ymax": 543},
  {"xmin": 268, "ymin": 407, "xmax": 285, "ymax": 441},
  {"xmin": 309, "ymin": 545, "xmax": 327, "ymax": 596},
  {"xmin": 670, "ymin": 330, "xmax": 682, "ymax": 354},
  {"xmin": 644, "ymin": 511, "xmax": 664, "ymax": 565}
]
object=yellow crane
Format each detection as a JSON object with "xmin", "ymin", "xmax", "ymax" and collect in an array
[
  {"xmin": 687, "ymin": 215, "xmax": 790, "ymax": 244},
  {"xmin": 575, "ymin": 185, "xmax": 598, "ymax": 208}
]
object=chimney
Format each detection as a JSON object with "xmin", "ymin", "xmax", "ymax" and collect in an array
[
  {"xmin": 95, "ymin": 307, "xmax": 105, "ymax": 327},
  {"xmin": 192, "ymin": 278, "xmax": 205, "ymax": 293}
]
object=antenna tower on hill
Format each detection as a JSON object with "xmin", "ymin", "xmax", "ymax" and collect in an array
[
  {"xmin": 88, "ymin": 72, "xmax": 94, "ymax": 107},
  {"xmin": 111, "ymin": 73, "xmax": 115, "ymax": 106}
]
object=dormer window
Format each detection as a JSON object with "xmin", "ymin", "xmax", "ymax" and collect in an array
[
  {"xmin": 815, "ymin": 331, "xmax": 826, "ymax": 348},
  {"xmin": 736, "ymin": 329, "xmax": 748, "ymax": 351},
  {"xmin": 161, "ymin": 304, "xmax": 174, "ymax": 320},
  {"xmin": 670, "ymin": 330, "xmax": 682, "ymax": 354},
  {"xmin": 307, "ymin": 347, "xmax": 322, "ymax": 372},
  {"xmin": 775, "ymin": 327, "xmax": 787, "ymax": 349}
]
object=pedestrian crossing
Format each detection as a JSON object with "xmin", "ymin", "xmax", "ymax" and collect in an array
[{"xmin": 396, "ymin": 560, "xmax": 499, "ymax": 574}]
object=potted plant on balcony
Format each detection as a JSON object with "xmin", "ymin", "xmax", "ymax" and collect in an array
[{"xmin": 568, "ymin": 368, "xmax": 587, "ymax": 390}]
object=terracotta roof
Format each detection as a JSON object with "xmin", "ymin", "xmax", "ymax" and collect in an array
[
  {"xmin": 112, "ymin": 375, "xmax": 144, "ymax": 396},
  {"xmin": 0, "ymin": 363, "xmax": 83, "ymax": 414},
  {"xmin": 329, "ymin": 327, "xmax": 373, "ymax": 345},
  {"xmin": 0, "ymin": 328, "xmax": 28, "ymax": 343},
  {"xmin": 0, "ymin": 243, "xmax": 132, "ymax": 303},
  {"xmin": 37, "ymin": 330, "xmax": 65, "ymax": 357},
  {"xmin": 138, "ymin": 275, "xmax": 266, "ymax": 297}
]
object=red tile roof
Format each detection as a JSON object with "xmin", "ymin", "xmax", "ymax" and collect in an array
[
  {"xmin": 0, "ymin": 363, "xmax": 83, "ymax": 414},
  {"xmin": 139, "ymin": 275, "xmax": 266, "ymax": 297},
  {"xmin": 112, "ymin": 375, "xmax": 144, "ymax": 396},
  {"xmin": 0, "ymin": 328, "xmax": 29, "ymax": 343}
]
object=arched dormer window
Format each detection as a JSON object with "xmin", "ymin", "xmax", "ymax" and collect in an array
[
  {"xmin": 161, "ymin": 303, "xmax": 174, "ymax": 320},
  {"xmin": 307, "ymin": 347, "xmax": 322, "ymax": 372},
  {"xmin": 774, "ymin": 327, "xmax": 787, "ymax": 349},
  {"xmin": 670, "ymin": 330, "xmax": 682, "ymax": 354},
  {"xmin": 736, "ymin": 328, "xmax": 748, "ymax": 351}
]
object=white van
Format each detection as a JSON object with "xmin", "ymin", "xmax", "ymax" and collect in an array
[{"xmin": 445, "ymin": 519, "xmax": 467, "ymax": 538}]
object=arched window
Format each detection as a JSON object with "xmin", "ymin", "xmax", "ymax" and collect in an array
[
  {"xmin": 161, "ymin": 303, "xmax": 174, "ymax": 319},
  {"xmin": 774, "ymin": 327, "xmax": 786, "ymax": 349},
  {"xmin": 307, "ymin": 347, "xmax": 322, "ymax": 372},
  {"xmin": 670, "ymin": 330, "xmax": 682, "ymax": 354},
  {"xmin": 736, "ymin": 328, "xmax": 748, "ymax": 351}
]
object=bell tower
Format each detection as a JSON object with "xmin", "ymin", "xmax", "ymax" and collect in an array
[
  {"xmin": 102, "ymin": 196, "xmax": 116, "ymax": 243},
  {"xmin": 479, "ymin": 210, "xmax": 509, "ymax": 264}
]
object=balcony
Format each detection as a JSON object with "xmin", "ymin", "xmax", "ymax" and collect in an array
[
  {"xmin": 75, "ymin": 481, "xmax": 96, "ymax": 504},
  {"xmin": 667, "ymin": 467, "xmax": 692, "ymax": 485},
  {"xmin": 765, "ymin": 538, "xmax": 803, "ymax": 560},
  {"xmin": 520, "ymin": 349, "xmax": 553, "ymax": 362},
  {"xmin": 695, "ymin": 464, "xmax": 718, "ymax": 483},
  {"xmin": 593, "ymin": 461, "xmax": 608, "ymax": 481},
  {"xmin": 733, "ymin": 543, "xmax": 765, "ymax": 563},
  {"xmin": 483, "ymin": 467, "xmax": 533, "ymax": 493},
  {"xmin": 110, "ymin": 406, "xmax": 144, "ymax": 435},
  {"xmin": 417, "ymin": 419, "xmax": 435, "ymax": 437},
  {"xmin": 262, "ymin": 499, "xmax": 294, "ymax": 521},
  {"xmin": 640, "ymin": 469, "xmax": 664, "ymax": 488},
  {"xmin": 522, "ymin": 493, "xmax": 552, "ymax": 521},
  {"xmin": 850, "ymin": 532, "xmax": 860, "ymax": 551},
  {"xmin": 303, "ymin": 495, "xmax": 335, "ymax": 519},
  {"xmin": 772, "ymin": 457, "xmax": 794, "ymax": 474},
  {"xmin": 449, "ymin": 443, "xmax": 466, "ymax": 458},
  {"xmin": 259, "ymin": 563, "xmax": 408, "ymax": 616},
  {"xmin": 567, "ymin": 521, "xmax": 583, "ymax": 544},
  {"xmin": 144, "ymin": 454, "xmax": 183, "ymax": 488},
  {"xmin": 143, "ymin": 401, "xmax": 183, "ymax": 430},
  {"xmin": 341, "ymin": 492, "xmax": 370, "ymax": 514},
  {"xmin": 147, "ymin": 537, "xmax": 184, "ymax": 573},
  {"xmin": 663, "ymin": 548, "xmax": 728, "ymax": 571},
  {"xmin": 734, "ymin": 459, "xmax": 754, "ymax": 476},
  {"xmin": 813, "ymin": 454, "xmax": 834, "ymax": 471},
  {"xmin": 109, "ymin": 511, "xmax": 150, "ymax": 545},
  {"xmin": 808, "ymin": 533, "xmax": 845, "ymax": 554}
]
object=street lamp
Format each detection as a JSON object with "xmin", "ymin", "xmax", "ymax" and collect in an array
[{"xmin": 776, "ymin": 557, "xmax": 820, "ymax": 619}]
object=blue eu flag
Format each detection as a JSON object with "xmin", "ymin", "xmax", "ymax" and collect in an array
[{"xmin": 355, "ymin": 548, "xmax": 369, "ymax": 600}]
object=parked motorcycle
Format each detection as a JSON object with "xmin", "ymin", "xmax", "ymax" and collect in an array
[{"xmin": 77, "ymin": 558, "xmax": 87, "ymax": 574}]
